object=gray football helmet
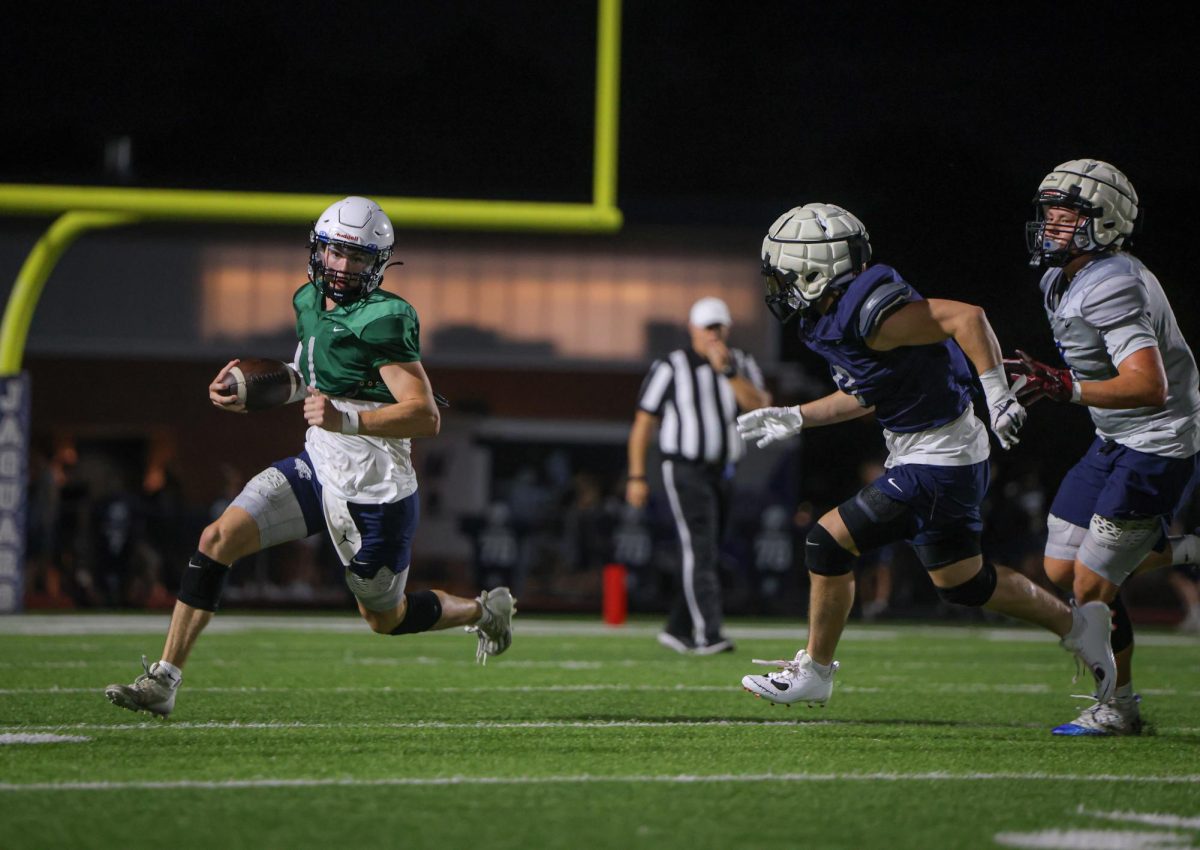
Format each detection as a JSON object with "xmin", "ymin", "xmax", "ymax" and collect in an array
[
  {"xmin": 1026, "ymin": 159, "xmax": 1139, "ymax": 268},
  {"xmin": 760, "ymin": 203, "xmax": 872, "ymax": 323}
]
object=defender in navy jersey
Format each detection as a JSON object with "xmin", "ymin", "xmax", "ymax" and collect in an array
[
  {"xmin": 1009, "ymin": 159, "xmax": 1200, "ymax": 735},
  {"xmin": 737, "ymin": 203, "xmax": 1114, "ymax": 710}
]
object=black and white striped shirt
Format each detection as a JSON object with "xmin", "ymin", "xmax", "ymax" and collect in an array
[{"xmin": 637, "ymin": 348, "xmax": 765, "ymax": 466}]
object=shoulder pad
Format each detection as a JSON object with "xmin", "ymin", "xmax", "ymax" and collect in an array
[{"xmin": 857, "ymin": 280, "xmax": 915, "ymax": 339}]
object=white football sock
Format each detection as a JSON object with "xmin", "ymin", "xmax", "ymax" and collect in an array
[
  {"xmin": 156, "ymin": 660, "xmax": 183, "ymax": 686},
  {"xmin": 810, "ymin": 658, "xmax": 834, "ymax": 676}
]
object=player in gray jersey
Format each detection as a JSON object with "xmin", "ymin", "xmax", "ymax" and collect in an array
[{"xmin": 1012, "ymin": 159, "xmax": 1200, "ymax": 735}]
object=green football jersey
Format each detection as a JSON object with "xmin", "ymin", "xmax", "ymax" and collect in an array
[{"xmin": 292, "ymin": 283, "xmax": 421, "ymax": 403}]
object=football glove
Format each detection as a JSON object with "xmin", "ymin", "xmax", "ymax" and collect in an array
[
  {"xmin": 978, "ymin": 364, "xmax": 1027, "ymax": 451},
  {"xmin": 736, "ymin": 405, "xmax": 804, "ymax": 448},
  {"xmin": 1003, "ymin": 349, "xmax": 1078, "ymax": 405}
]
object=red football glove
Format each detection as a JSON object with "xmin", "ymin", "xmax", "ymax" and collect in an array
[{"xmin": 1002, "ymin": 349, "xmax": 1076, "ymax": 405}]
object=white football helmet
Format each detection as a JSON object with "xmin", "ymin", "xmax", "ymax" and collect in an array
[
  {"xmin": 760, "ymin": 203, "xmax": 872, "ymax": 323},
  {"xmin": 1026, "ymin": 159, "xmax": 1139, "ymax": 268},
  {"xmin": 308, "ymin": 196, "xmax": 396, "ymax": 304}
]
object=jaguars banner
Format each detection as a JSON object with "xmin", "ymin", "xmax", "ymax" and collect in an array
[{"xmin": 0, "ymin": 373, "xmax": 29, "ymax": 614}]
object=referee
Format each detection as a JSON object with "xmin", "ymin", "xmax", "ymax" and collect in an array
[{"xmin": 626, "ymin": 296, "xmax": 771, "ymax": 654}]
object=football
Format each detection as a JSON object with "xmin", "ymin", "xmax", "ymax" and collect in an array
[{"xmin": 217, "ymin": 358, "xmax": 302, "ymax": 412}]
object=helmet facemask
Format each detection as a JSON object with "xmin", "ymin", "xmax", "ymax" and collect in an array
[
  {"xmin": 1025, "ymin": 188, "xmax": 1104, "ymax": 268},
  {"xmin": 761, "ymin": 261, "xmax": 803, "ymax": 323},
  {"xmin": 308, "ymin": 236, "xmax": 392, "ymax": 305}
]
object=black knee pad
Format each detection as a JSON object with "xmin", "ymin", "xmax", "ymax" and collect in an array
[
  {"xmin": 178, "ymin": 551, "xmax": 230, "ymax": 612},
  {"xmin": 915, "ymin": 532, "xmax": 982, "ymax": 570},
  {"xmin": 936, "ymin": 561, "xmax": 997, "ymax": 608},
  {"xmin": 838, "ymin": 486, "xmax": 911, "ymax": 553},
  {"xmin": 390, "ymin": 590, "xmax": 443, "ymax": 635},
  {"xmin": 805, "ymin": 524, "xmax": 855, "ymax": 577},
  {"xmin": 1110, "ymin": 595, "xmax": 1134, "ymax": 654}
]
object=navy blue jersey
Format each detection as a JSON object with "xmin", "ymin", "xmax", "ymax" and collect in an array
[{"xmin": 798, "ymin": 265, "xmax": 974, "ymax": 433}]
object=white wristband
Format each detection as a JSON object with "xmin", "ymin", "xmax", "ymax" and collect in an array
[
  {"xmin": 340, "ymin": 409, "xmax": 360, "ymax": 435},
  {"xmin": 977, "ymin": 363, "xmax": 1009, "ymax": 407},
  {"xmin": 1070, "ymin": 380, "xmax": 1083, "ymax": 404}
]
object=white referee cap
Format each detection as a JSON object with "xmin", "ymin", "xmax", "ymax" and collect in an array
[{"xmin": 689, "ymin": 296, "xmax": 732, "ymax": 328}]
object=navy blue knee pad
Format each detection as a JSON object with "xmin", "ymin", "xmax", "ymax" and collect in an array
[
  {"xmin": 178, "ymin": 551, "xmax": 230, "ymax": 612},
  {"xmin": 805, "ymin": 524, "xmax": 855, "ymax": 577},
  {"xmin": 390, "ymin": 590, "xmax": 443, "ymax": 635},
  {"xmin": 1110, "ymin": 595, "xmax": 1134, "ymax": 654},
  {"xmin": 935, "ymin": 560, "xmax": 997, "ymax": 607}
]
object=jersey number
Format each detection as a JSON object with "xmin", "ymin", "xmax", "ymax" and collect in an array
[{"xmin": 831, "ymin": 365, "xmax": 867, "ymax": 404}]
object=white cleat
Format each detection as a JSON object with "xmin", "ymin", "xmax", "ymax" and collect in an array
[
  {"xmin": 1052, "ymin": 695, "xmax": 1143, "ymax": 736},
  {"xmin": 741, "ymin": 650, "xmax": 838, "ymax": 707},
  {"xmin": 1060, "ymin": 601, "xmax": 1117, "ymax": 704},
  {"xmin": 104, "ymin": 656, "xmax": 180, "ymax": 718},
  {"xmin": 467, "ymin": 587, "xmax": 516, "ymax": 665}
]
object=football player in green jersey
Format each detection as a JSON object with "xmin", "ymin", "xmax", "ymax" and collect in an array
[{"xmin": 106, "ymin": 197, "xmax": 515, "ymax": 718}]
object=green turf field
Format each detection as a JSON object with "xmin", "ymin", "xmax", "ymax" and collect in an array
[{"xmin": 1, "ymin": 614, "xmax": 1197, "ymax": 849}]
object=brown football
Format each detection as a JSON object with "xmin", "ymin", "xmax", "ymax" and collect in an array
[{"xmin": 217, "ymin": 358, "xmax": 302, "ymax": 412}]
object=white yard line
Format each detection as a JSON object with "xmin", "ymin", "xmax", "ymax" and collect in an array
[
  {"xmin": 0, "ymin": 733, "xmax": 90, "ymax": 745},
  {"xmin": 2, "ymin": 771, "xmax": 1199, "ymax": 793},
  {"xmin": 1076, "ymin": 805, "xmax": 1200, "ymax": 830},
  {"xmin": 994, "ymin": 828, "xmax": 1198, "ymax": 849},
  {"xmin": 0, "ymin": 684, "xmax": 770, "ymax": 695},
  {"xmin": 0, "ymin": 719, "xmax": 829, "ymax": 732},
  {"xmin": 9, "ymin": 682, "xmax": 1200, "ymax": 697}
]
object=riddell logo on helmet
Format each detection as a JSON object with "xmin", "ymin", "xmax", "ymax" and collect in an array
[{"xmin": 334, "ymin": 232, "xmax": 361, "ymax": 242}]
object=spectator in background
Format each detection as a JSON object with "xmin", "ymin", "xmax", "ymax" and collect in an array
[
  {"xmin": 466, "ymin": 501, "xmax": 522, "ymax": 594},
  {"xmin": 626, "ymin": 296, "xmax": 771, "ymax": 655},
  {"xmin": 91, "ymin": 468, "xmax": 141, "ymax": 606},
  {"xmin": 561, "ymin": 471, "xmax": 607, "ymax": 574},
  {"xmin": 22, "ymin": 440, "xmax": 74, "ymax": 608},
  {"xmin": 752, "ymin": 504, "xmax": 795, "ymax": 613}
]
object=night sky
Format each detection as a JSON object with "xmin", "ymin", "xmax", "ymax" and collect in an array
[{"xmin": 8, "ymin": 2, "xmax": 1200, "ymax": 341}]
